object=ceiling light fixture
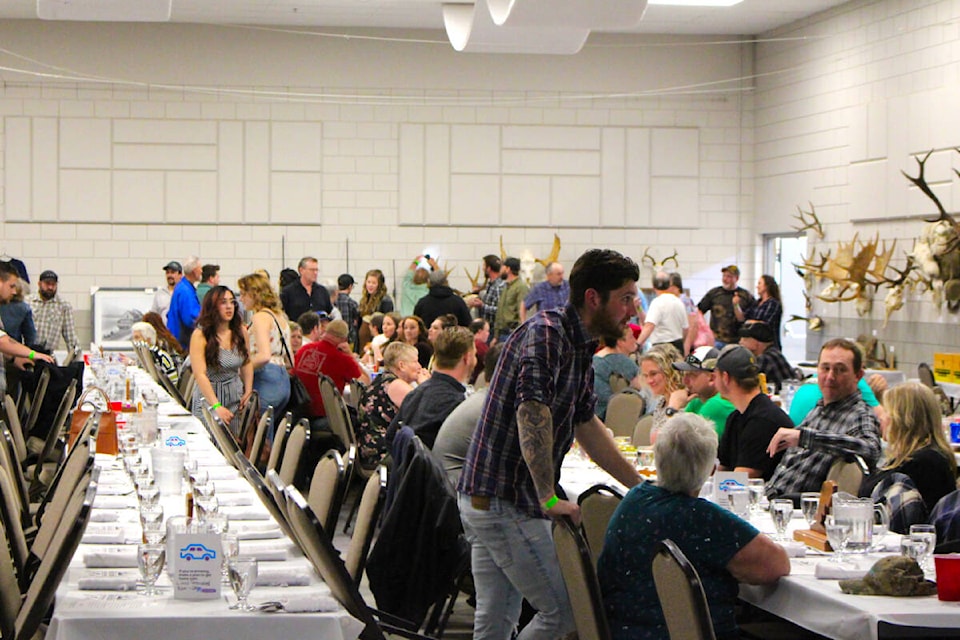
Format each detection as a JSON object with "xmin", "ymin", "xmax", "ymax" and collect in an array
[{"xmin": 648, "ymin": 0, "xmax": 743, "ymax": 6}]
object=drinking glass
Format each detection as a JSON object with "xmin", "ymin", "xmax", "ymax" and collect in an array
[
  {"xmin": 726, "ymin": 486, "xmax": 750, "ymax": 517},
  {"xmin": 135, "ymin": 466, "xmax": 154, "ymax": 490},
  {"xmin": 825, "ymin": 516, "xmax": 852, "ymax": 563},
  {"xmin": 900, "ymin": 536, "xmax": 927, "ymax": 563},
  {"xmin": 189, "ymin": 469, "xmax": 209, "ymax": 491},
  {"xmin": 138, "ymin": 543, "xmax": 166, "ymax": 596},
  {"xmin": 746, "ymin": 479, "xmax": 764, "ymax": 515},
  {"xmin": 221, "ymin": 531, "xmax": 239, "ymax": 585},
  {"xmin": 800, "ymin": 492, "xmax": 820, "ymax": 527},
  {"xmin": 206, "ymin": 513, "xmax": 229, "ymax": 535},
  {"xmin": 137, "ymin": 483, "xmax": 160, "ymax": 508},
  {"xmin": 195, "ymin": 495, "xmax": 220, "ymax": 524},
  {"xmin": 909, "ymin": 524, "xmax": 937, "ymax": 572},
  {"xmin": 228, "ymin": 556, "xmax": 258, "ymax": 611},
  {"xmin": 769, "ymin": 499, "xmax": 793, "ymax": 542}
]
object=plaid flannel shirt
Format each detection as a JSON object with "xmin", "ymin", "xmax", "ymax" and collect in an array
[{"xmin": 28, "ymin": 294, "xmax": 79, "ymax": 352}]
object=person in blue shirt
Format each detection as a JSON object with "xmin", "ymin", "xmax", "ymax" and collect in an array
[
  {"xmin": 788, "ymin": 376, "xmax": 879, "ymax": 425},
  {"xmin": 166, "ymin": 256, "xmax": 203, "ymax": 350}
]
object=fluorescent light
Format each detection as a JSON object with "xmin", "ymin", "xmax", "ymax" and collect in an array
[{"xmin": 649, "ymin": 0, "xmax": 743, "ymax": 6}]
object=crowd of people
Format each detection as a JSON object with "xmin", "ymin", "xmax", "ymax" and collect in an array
[{"xmin": 46, "ymin": 245, "xmax": 956, "ymax": 640}]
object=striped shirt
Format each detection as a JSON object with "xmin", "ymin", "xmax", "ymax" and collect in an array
[
  {"xmin": 28, "ymin": 294, "xmax": 79, "ymax": 352},
  {"xmin": 457, "ymin": 303, "xmax": 598, "ymax": 518}
]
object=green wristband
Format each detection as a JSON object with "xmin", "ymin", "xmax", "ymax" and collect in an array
[
  {"xmin": 27, "ymin": 350, "xmax": 35, "ymax": 360},
  {"xmin": 542, "ymin": 495, "xmax": 559, "ymax": 511},
  {"xmin": 211, "ymin": 402, "xmax": 222, "ymax": 410}
]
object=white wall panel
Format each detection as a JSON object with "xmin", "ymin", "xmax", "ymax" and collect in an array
[
  {"xmin": 59, "ymin": 169, "xmax": 110, "ymax": 221},
  {"xmin": 651, "ymin": 128, "xmax": 699, "ymax": 177},
  {"xmin": 424, "ymin": 125, "xmax": 451, "ymax": 224},
  {"xmin": 651, "ymin": 177, "xmax": 698, "ymax": 228},
  {"xmin": 167, "ymin": 172, "xmax": 218, "ymax": 224},
  {"xmin": 600, "ymin": 128, "xmax": 626, "ymax": 227},
  {"xmin": 270, "ymin": 173, "xmax": 322, "ymax": 224},
  {"xmin": 32, "ymin": 118, "xmax": 58, "ymax": 219},
  {"xmin": 60, "ymin": 118, "xmax": 110, "ymax": 168},
  {"xmin": 451, "ymin": 125, "xmax": 500, "ymax": 174},
  {"xmin": 243, "ymin": 122, "xmax": 270, "ymax": 223},
  {"xmin": 113, "ymin": 170, "xmax": 164, "ymax": 223},
  {"xmin": 502, "ymin": 149, "xmax": 599, "ymax": 175},
  {"xmin": 398, "ymin": 123, "xmax": 425, "ymax": 225},
  {"xmin": 502, "ymin": 175, "xmax": 549, "ymax": 225},
  {"xmin": 114, "ymin": 119, "xmax": 216, "ymax": 144},
  {"xmin": 502, "ymin": 126, "xmax": 599, "ymax": 150},
  {"xmin": 450, "ymin": 175, "xmax": 499, "ymax": 225},
  {"xmin": 271, "ymin": 122, "xmax": 322, "ymax": 172},
  {"xmin": 218, "ymin": 122, "xmax": 243, "ymax": 223},
  {"xmin": 552, "ymin": 176, "xmax": 599, "ymax": 227},
  {"xmin": 114, "ymin": 144, "xmax": 217, "ymax": 171},
  {"xmin": 5, "ymin": 117, "xmax": 31, "ymax": 221},
  {"xmin": 625, "ymin": 128, "xmax": 651, "ymax": 226}
]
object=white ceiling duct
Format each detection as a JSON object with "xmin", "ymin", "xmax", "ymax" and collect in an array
[
  {"xmin": 37, "ymin": 0, "xmax": 172, "ymax": 21},
  {"xmin": 484, "ymin": 0, "xmax": 647, "ymax": 30},
  {"xmin": 442, "ymin": 0, "xmax": 591, "ymax": 54}
]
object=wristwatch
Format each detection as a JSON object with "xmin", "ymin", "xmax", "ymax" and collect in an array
[{"xmin": 665, "ymin": 407, "xmax": 679, "ymax": 417}]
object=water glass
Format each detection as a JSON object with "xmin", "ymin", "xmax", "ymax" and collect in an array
[
  {"xmin": 193, "ymin": 479, "xmax": 216, "ymax": 500},
  {"xmin": 221, "ymin": 531, "xmax": 239, "ymax": 585},
  {"xmin": 800, "ymin": 492, "xmax": 820, "ymax": 527},
  {"xmin": 825, "ymin": 516, "xmax": 852, "ymax": 563},
  {"xmin": 769, "ymin": 499, "xmax": 793, "ymax": 542},
  {"xmin": 206, "ymin": 513, "xmax": 229, "ymax": 535},
  {"xmin": 900, "ymin": 536, "xmax": 927, "ymax": 563},
  {"xmin": 137, "ymin": 483, "xmax": 161, "ymax": 508},
  {"xmin": 228, "ymin": 556, "xmax": 258, "ymax": 611},
  {"xmin": 138, "ymin": 543, "xmax": 166, "ymax": 596},
  {"xmin": 189, "ymin": 469, "xmax": 209, "ymax": 492},
  {"xmin": 195, "ymin": 495, "xmax": 220, "ymax": 524},
  {"xmin": 726, "ymin": 486, "xmax": 750, "ymax": 517},
  {"xmin": 746, "ymin": 479, "xmax": 764, "ymax": 515},
  {"xmin": 909, "ymin": 524, "xmax": 937, "ymax": 571}
]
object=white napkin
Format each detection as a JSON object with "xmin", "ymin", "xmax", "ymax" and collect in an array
[
  {"xmin": 814, "ymin": 560, "xmax": 870, "ymax": 580},
  {"xmin": 93, "ymin": 495, "xmax": 134, "ymax": 509},
  {"xmin": 82, "ymin": 525, "xmax": 128, "ymax": 544},
  {"xmin": 78, "ymin": 570, "xmax": 140, "ymax": 591},
  {"xmin": 279, "ymin": 595, "xmax": 340, "ymax": 613},
  {"xmin": 217, "ymin": 493, "xmax": 254, "ymax": 507},
  {"xmin": 213, "ymin": 479, "xmax": 251, "ymax": 494},
  {"xmin": 204, "ymin": 467, "xmax": 240, "ymax": 480},
  {"xmin": 240, "ymin": 539, "xmax": 291, "ymax": 561},
  {"xmin": 779, "ymin": 541, "xmax": 807, "ymax": 558},
  {"xmin": 89, "ymin": 511, "xmax": 120, "ymax": 523},
  {"xmin": 255, "ymin": 568, "xmax": 311, "ymax": 587},
  {"xmin": 220, "ymin": 506, "xmax": 270, "ymax": 521},
  {"xmin": 236, "ymin": 523, "xmax": 283, "ymax": 540},
  {"xmin": 84, "ymin": 547, "xmax": 139, "ymax": 568}
]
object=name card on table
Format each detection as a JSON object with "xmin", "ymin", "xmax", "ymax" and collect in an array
[
  {"xmin": 169, "ymin": 530, "xmax": 222, "ymax": 599},
  {"xmin": 713, "ymin": 471, "xmax": 749, "ymax": 502}
]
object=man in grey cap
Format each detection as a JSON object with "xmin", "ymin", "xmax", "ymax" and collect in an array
[
  {"xmin": 28, "ymin": 269, "xmax": 79, "ymax": 353},
  {"xmin": 666, "ymin": 345, "xmax": 734, "ymax": 437},
  {"xmin": 151, "ymin": 260, "xmax": 183, "ymax": 323}
]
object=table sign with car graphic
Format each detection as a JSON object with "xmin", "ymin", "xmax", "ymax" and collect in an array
[{"xmin": 166, "ymin": 516, "xmax": 222, "ymax": 600}]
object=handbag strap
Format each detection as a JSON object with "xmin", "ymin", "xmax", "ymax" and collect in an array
[
  {"xmin": 267, "ymin": 311, "xmax": 295, "ymax": 369},
  {"xmin": 77, "ymin": 386, "xmax": 110, "ymax": 410}
]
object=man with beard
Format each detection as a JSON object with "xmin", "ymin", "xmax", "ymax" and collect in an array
[
  {"xmin": 151, "ymin": 260, "xmax": 183, "ymax": 322},
  {"xmin": 28, "ymin": 270, "xmax": 79, "ymax": 354},
  {"xmin": 0, "ymin": 263, "xmax": 55, "ymax": 396},
  {"xmin": 697, "ymin": 264, "xmax": 754, "ymax": 348},
  {"xmin": 458, "ymin": 248, "xmax": 643, "ymax": 640}
]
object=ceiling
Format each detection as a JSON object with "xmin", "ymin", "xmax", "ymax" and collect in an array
[{"xmin": 6, "ymin": 0, "xmax": 852, "ymax": 36}]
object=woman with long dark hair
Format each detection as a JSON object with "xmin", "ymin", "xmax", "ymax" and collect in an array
[
  {"xmin": 190, "ymin": 286, "xmax": 252, "ymax": 432},
  {"xmin": 358, "ymin": 269, "xmax": 395, "ymax": 349},
  {"xmin": 396, "ymin": 314, "xmax": 433, "ymax": 369},
  {"xmin": 745, "ymin": 274, "xmax": 783, "ymax": 349}
]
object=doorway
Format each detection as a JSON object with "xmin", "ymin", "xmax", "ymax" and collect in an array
[{"xmin": 764, "ymin": 234, "xmax": 808, "ymax": 365}]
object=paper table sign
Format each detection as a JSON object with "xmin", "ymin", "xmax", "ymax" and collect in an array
[
  {"xmin": 166, "ymin": 517, "xmax": 221, "ymax": 599},
  {"xmin": 713, "ymin": 471, "xmax": 749, "ymax": 502}
]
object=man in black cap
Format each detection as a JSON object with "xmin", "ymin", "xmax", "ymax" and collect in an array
[
  {"xmin": 151, "ymin": 260, "xmax": 183, "ymax": 323},
  {"xmin": 714, "ymin": 345, "xmax": 793, "ymax": 480},
  {"xmin": 666, "ymin": 345, "xmax": 735, "ymax": 437},
  {"xmin": 697, "ymin": 264, "xmax": 754, "ymax": 348},
  {"xmin": 738, "ymin": 321, "xmax": 794, "ymax": 393},
  {"xmin": 28, "ymin": 269, "xmax": 79, "ymax": 354}
]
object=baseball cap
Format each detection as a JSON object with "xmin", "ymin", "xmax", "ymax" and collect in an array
[
  {"xmin": 163, "ymin": 261, "xmax": 183, "ymax": 273},
  {"xmin": 316, "ymin": 311, "xmax": 331, "ymax": 322},
  {"xmin": 39, "ymin": 270, "xmax": 58, "ymax": 282},
  {"xmin": 673, "ymin": 346, "xmax": 720, "ymax": 372},
  {"xmin": 739, "ymin": 322, "xmax": 775, "ymax": 343},
  {"xmin": 715, "ymin": 345, "xmax": 759, "ymax": 378},
  {"xmin": 839, "ymin": 556, "xmax": 935, "ymax": 596},
  {"xmin": 325, "ymin": 319, "xmax": 349, "ymax": 340},
  {"xmin": 721, "ymin": 265, "xmax": 740, "ymax": 276}
]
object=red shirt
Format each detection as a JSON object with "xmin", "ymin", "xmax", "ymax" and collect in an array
[{"xmin": 293, "ymin": 339, "xmax": 362, "ymax": 417}]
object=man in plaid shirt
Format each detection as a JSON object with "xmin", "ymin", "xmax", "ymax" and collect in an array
[
  {"xmin": 467, "ymin": 255, "xmax": 506, "ymax": 329},
  {"xmin": 334, "ymin": 273, "xmax": 360, "ymax": 351},
  {"xmin": 28, "ymin": 270, "xmax": 79, "ymax": 354},
  {"xmin": 765, "ymin": 338, "xmax": 881, "ymax": 498}
]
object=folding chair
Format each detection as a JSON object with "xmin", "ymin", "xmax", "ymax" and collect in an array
[
  {"xmin": 632, "ymin": 415, "xmax": 654, "ymax": 447},
  {"xmin": 577, "ymin": 484, "xmax": 623, "ymax": 567},
  {"xmin": 247, "ymin": 405, "xmax": 274, "ymax": 466},
  {"xmin": 308, "ymin": 449, "xmax": 346, "ymax": 537},
  {"xmin": 278, "ymin": 419, "xmax": 310, "ymax": 488},
  {"xmin": 344, "ymin": 465, "xmax": 387, "ymax": 586},
  {"xmin": 552, "ymin": 515, "xmax": 611, "ymax": 640},
  {"xmin": 652, "ymin": 539, "xmax": 716, "ymax": 640},
  {"xmin": 604, "ymin": 390, "xmax": 645, "ymax": 439},
  {"xmin": 826, "ymin": 454, "xmax": 869, "ymax": 496}
]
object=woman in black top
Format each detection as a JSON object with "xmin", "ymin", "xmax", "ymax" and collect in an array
[{"xmin": 861, "ymin": 382, "xmax": 956, "ymax": 513}]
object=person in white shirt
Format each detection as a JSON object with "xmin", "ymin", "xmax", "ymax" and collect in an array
[
  {"xmin": 636, "ymin": 271, "xmax": 688, "ymax": 354},
  {"xmin": 150, "ymin": 261, "xmax": 182, "ymax": 323}
]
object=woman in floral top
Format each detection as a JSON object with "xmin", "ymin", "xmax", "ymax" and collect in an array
[{"xmin": 356, "ymin": 342, "xmax": 425, "ymax": 467}]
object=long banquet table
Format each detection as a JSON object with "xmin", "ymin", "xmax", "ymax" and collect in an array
[
  {"xmin": 47, "ymin": 370, "xmax": 364, "ymax": 640},
  {"xmin": 560, "ymin": 452, "xmax": 960, "ymax": 640}
]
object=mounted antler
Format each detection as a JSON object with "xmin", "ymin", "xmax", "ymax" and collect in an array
[
  {"xmin": 792, "ymin": 203, "xmax": 824, "ymax": 239},
  {"xmin": 902, "ymin": 150, "xmax": 955, "ymax": 224},
  {"xmin": 642, "ymin": 248, "xmax": 680, "ymax": 270},
  {"xmin": 464, "ymin": 266, "xmax": 482, "ymax": 293},
  {"xmin": 535, "ymin": 234, "xmax": 561, "ymax": 268},
  {"xmin": 880, "ymin": 256, "xmax": 916, "ymax": 328},
  {"xmin": 815, "ymin": 233, "xmax": 897, "ymax": 316}
]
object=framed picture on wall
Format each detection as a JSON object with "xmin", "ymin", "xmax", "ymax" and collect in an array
[{"xmin": 91, "ymin": 287, "xmax": 157, "ymax": 350}]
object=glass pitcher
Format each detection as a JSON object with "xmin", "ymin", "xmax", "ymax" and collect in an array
[{"xmin": 832, "ymin": 494, "xmax": 874, "ymax": 553}]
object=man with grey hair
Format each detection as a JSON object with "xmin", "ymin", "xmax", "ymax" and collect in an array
[
  {"xmin": 520, "ymin": 261, "xmax": 569, "ymax": 322},
  {"xmin": 635, "ymin": 271, "xmax": 688, "ymax": 353},
  {"xmin": 598, "ymin": 413, "xmax": 790, "ymax": 639},
  {"xmin": 413, "ymin": 269, "xmax": 472, "ymax": 330},
  {"xmin": 166, "ymin": 255, "xmax": 203, "ymax": 350},
  {"xmin": 280, "ymin": 256, "xmax": 332, "ymax": 323}
]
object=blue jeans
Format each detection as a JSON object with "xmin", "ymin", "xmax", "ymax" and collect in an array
[
  {"xmin": 253, "ymin": 362, "xmax": 290, "ymax": 439},
  {"xmin": 458, "ymin": 493, "xmax": 575, "ymax": 640}
]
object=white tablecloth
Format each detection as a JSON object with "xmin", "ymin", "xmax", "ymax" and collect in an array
[{"xmin": 49, "ymin": 370, "xmax": 364, "ymax": 640}]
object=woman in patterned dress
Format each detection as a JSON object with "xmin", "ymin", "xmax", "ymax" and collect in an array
[
  {"xmin": 355, "ymin": 342, "xmax": 424, "ymax": 468},
  {"xmin": 190, "ymin": 286, "xmax": 252, "ymax": 433}
]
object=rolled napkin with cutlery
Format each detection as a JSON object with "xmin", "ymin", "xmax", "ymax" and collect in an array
[
  {"xmin": 83, "ymin": 547, "xmax": 139, "ymax": 568},
  {"xmin": 279, "ymin": 595, "xmax": 340, "ymax": 613},
  {"xmin": 78, "ymin": 570, "xmax": 140, "ymax": 591},
  {"xmin": 89, "ymin": 511, "xmax": 121, "ymax": 523},
  {"xmin": 93, "ymin": 495, "xmax": 135, "ymax": 509},
  {"xmin": 240, "ymin": 539, "xmax": 293, "ymax": 561},
  {"xmin": 81, "ymin": 525, "xmax": 129, "ymax": 544},
  {"xmin": 203, "ymin": 467, "xmax": 241, "ymax": 480},
  {"xmin": 778, "ymin": 541, "xmax": 807, "ymax": 558},
  {"xmin": 220, "ymin": 506, "xmax": 271, "ymax": 521},
  {"xmin": 814, "ymin": 560, "xmax": 871, "ymax": 580},
  {"xmin": 217, "ymin": 493, "xmax": 254, "ymax": 507},
  {"xmin": 211, "ymin": 479, "xmax": 251, "ymax": 494},
  {"xmin": 255, "ymin": 568, "xmax": 311, "ymax": 587},
  {"xmin": 235, "ymin": 522, "xmax": 283, "ymax": 540}
]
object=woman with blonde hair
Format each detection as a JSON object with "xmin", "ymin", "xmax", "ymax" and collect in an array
[
  {"xmin": 639, "ymin": 344, "xmax": 684, "ymax": 434},
  {"xmin": 860, "ymin": 381, "xmax": 956, "ymax": 514},
  {"xmin": 237, "ymin": 273, "xmax": 291, "ymax": 424}
]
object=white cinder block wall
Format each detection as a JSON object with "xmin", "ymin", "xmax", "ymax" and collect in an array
[
  {"xmin": 755, "ymin": 0, "xmax": 960, "ymax": 371},
  {"xmin": 0, "ymin": 23, "xmax": 756, "ymax": 346}
]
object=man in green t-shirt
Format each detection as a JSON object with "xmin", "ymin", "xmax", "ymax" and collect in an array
[{"xmin": 666, "ymin": 345, "xmax": 735, "ymax": 436}]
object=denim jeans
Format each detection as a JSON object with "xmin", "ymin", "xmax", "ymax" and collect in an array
[
  {"xmin": 458, "ymin": 493, "xmax": 575, "ymax": 640},
  {"xmin": 253, "ymin": 362, "xmax": 290, "ymax": 439}
]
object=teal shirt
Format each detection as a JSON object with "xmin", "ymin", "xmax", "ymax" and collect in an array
[
  {"xmin": 686, "ymin": 393, "xmax": 736, "ymax": 438},
  {"xmin": 788, "ymin": 377, "xmax": 878, "ymax": 425}
]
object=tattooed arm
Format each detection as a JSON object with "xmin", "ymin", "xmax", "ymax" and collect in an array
[{"xmin": 518, "ymin": 400, "xmax": 581, "ymax": 523}]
